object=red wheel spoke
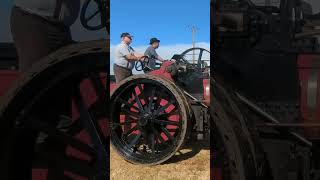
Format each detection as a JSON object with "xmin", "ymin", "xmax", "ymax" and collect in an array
[
  {"xmin": 154, "ymin": 89, "xmax": 165, "ymax": 109},
  {"xmin": 25, "ymin": 118, "xmax": 96, "ymax": 157},
  {"xmin": 118, "ymin": 97, "xmax": 140, "ymax": 112},
  {"xmin": 122, "ymin": 109, "xmax": 140, "ymax": 119},
  {"xmin": 160, "ymin": 126, "xmax": 174, "ymax": 141},
  {"xmin": 132, "ymin": 89, "xmax": 144, "ymax": 112},
  {"xmin": 112, "ymin": 119, "xmax": 137, "ymax": 130},
  {"xmin": 36, "ymin": 147, "xmax": 95, "ymax": 178},
  {"xmin": 154, "ymin": 100, "xmax": 175, "ymax": 116},
  {"xmin": 124, "ymin": 125, "xmax": 138, "ymax": 136},
  {"xmin": 137, "ymin": 84, "xmax": 148, "ymax": 106}
]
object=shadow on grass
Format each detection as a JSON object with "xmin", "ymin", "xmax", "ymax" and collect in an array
[{"xmin": 162, "ymin": 138, "xmax": 210, "ymax": 164}]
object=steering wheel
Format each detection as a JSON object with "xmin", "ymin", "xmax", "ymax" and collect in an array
[
  {"xmin": 80, "ymin": 0, "xmax": 109, "ymax": 31},
  {"xmin": 179, "ymin": 47, "xmax": 210, "ymax": 68},
  {"xmin": 135, "ymin": 56, "xmax": 149, "ymax": 71}
]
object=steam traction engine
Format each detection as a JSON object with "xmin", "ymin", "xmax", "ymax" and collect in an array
[
  {"xmin": 213, "ymin": 0, "xmax": 320, "ymax": 180},
  {"xmin": 110, "ymin": 48, "xmax": 211, "ymax": 165}
]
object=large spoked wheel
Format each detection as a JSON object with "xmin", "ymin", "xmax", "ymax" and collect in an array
[
  {"xmin": 180, "ymin": 47, "xmax": 210, "ymax": 68},
  {"xmin": 110, "ymin": 75, "xmax": 192, "ymax": 165},
  {"xmin": 0, "ymin": 41, "xmax": 109, "ymax": 180},
  {"xmin": 211, "ymin": 80, "xmax": 272, "ymax": 180}
]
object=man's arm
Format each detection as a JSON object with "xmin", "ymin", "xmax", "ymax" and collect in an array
[
  {"xmin": 153, "ymin": 50, "xmax": 165, "ymax": 62},
  {"xmin": 156, "ymin": 55, "xmax": 165, "ymax": 61},
  {"xmin": 125, "ymin": 54, "xmax": 141, "ymax": 61},
  {"xmin": 119, "ymin": 45, "xmax": 143, "ymax": 61},
  {"xmin": 134, "ymin": 52, "xmax": 145, "ymax": 57},
  {"xmin": 125, "ymin": 52, "xmax": 146, "ymax": 61}
]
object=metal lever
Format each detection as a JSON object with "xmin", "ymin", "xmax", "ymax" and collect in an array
[{"xmin": 236, "ymin": 92, "xmax": 313, "ymax": 147}]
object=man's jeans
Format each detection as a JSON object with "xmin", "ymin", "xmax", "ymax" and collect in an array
[{"xmin": 113, "ymin": 64, "xmax": 132, "ymax": 84}]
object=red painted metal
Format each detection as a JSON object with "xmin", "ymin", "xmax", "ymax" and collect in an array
[
  {"xmin": 0, "ymin": 70, "xmax": 18, "ymax": 97},
  {"xmin": 149, "ymin": 61, "xmax": 175, "ymax": 82},
  {"xmin": 110, "ymin": 62, "xmax": 210, "ymax": 106},
  {"xmin": 203, "ymin": 78, "xmax": 210, "ymax": 105},
  {"xmin": 110, "ymin": 82, "xmax": 116, "ymax": 91},
  {"xmin": 298, "ymin": 54, "xmax": 320, "ymax": 139},
  {"xmin": 110, "ymin": 61, "xmax": 175, "ymax": 92}
]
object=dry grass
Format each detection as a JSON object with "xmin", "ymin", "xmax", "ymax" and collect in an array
[{"xmin": 110, "ymin": 141, "xmax": 210, "ymax": 180}]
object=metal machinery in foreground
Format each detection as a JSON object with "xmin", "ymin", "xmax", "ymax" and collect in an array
[
  {"xmin": 110, "ymin": 47, "xmax": 210, "ymax": 165},
  {"xmin": 0, "ymin": 0, "xmax": 109, "ymax": 179},
  {"xmin": 212, "ymin": 0, "xmax": 320, "ymax": 180}
]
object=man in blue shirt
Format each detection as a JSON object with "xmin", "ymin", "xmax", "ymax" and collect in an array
[{"xmin": 144, "ymin": 37, "xmax": 164, "ymax": 70}]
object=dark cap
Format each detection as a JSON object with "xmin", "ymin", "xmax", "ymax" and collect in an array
[
  {"xmin": 150, "ymin": 37, "xmax": 160, "ymax": 44},
  {"xmin": 121, "ymin": 32, "xmax": 133, "ymax": 39}
]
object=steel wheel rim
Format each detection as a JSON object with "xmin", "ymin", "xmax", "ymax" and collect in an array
[
  {"xmin": 0, "ymin": 52, "xmax": 109, "ymax": 179},
  {"xmin": 110, "ymin": 76, "xmax": 188, "ymax": 164},
  {"xmin": 211, "ymin": 122, "xmax": 231, "ymax": 180}
]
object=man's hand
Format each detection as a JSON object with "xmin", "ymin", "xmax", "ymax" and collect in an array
[
  {"xmin": 136, "ymin": 55, "xmax": 148, "ymax": 61},
  {"xmin": 126, "ymin": 54, "xmax": 148, "ymax": 61}
]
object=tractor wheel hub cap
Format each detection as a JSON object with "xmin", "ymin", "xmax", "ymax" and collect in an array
[{"xmin": 139, "ymin": 113, "xmax": 152, "ymax": 126}]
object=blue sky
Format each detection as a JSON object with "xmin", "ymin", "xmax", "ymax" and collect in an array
[
  {"xmin": 110, "ymin": 0, "xmax": 210, "ymax": 74},
  {"xmin": 110, "ymin": 0, "xmax": 210, "ymax": 46},
  {"xmin": 0, "ymin": 0, "xmax": 210, "ymax": 75}
]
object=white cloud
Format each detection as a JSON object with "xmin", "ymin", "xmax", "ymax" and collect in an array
[{"xmin": 110, "ymin": 42, "xmax": 210, "ymax": 75}]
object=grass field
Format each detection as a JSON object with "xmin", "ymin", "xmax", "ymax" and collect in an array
[{"xmin": 110, "ymin": 140, "xmax": 210, "ymax": 180}]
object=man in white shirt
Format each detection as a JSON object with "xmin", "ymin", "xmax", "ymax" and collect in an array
[{"xmin": 114, "ymin": 32, "xmax": 145, "ymax": 83}]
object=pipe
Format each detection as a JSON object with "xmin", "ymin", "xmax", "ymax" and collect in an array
[
  {"xmin": 183, "ymin": 90, "xmax": 208, "ymax": 108},
  {"xmin": 235, "ymin": 92, "xmax": 313, "ymax": 147}
]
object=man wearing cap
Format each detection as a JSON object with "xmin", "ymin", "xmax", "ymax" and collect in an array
[
  {"xmin": 144, "ymin": 37, "xmax": 165, "ymax": 70},
  {"xmin": 114, "ymin": 32, "xmax": 146, "ymax": 83}
]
